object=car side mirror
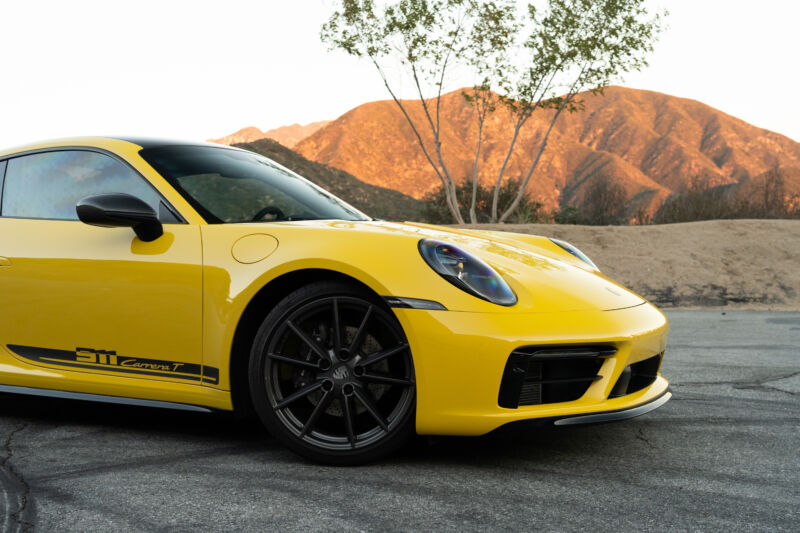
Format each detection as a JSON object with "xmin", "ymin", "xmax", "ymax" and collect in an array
[{"xmin": 76, "ymin": 194, "xmax": 163, "ymax": 242}]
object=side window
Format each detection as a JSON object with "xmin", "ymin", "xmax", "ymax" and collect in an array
[
  {"xmin": 0, "ymin": 160, "xmax": 7, "ymax": 212},
  {"xmin": 1, "ymin": 150, "xmax": 175, "ymax": 221}
]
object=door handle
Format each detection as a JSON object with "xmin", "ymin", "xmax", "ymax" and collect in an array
[{"xmin": 0, "ymin": 257, "xmax": 11, "ymax": 267}]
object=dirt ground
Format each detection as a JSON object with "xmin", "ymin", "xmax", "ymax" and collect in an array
[{"xmin": 457, "ymin": 219, "xmax": 800, "ymax": 310}]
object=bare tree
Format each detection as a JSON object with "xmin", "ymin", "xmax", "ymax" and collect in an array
[
  {"xmin": 322, "ymin": 0, "xmax": 664, "ymax": 223},
  {"xmin": 462, "ymin": 84, "xmax": 500, "ymax": 222}
]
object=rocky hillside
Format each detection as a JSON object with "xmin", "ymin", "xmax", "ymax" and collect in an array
[
  {"xmin": 212, "ymin": 121, "xmax": 330, "ymax": 148},
  {"xmin": 235, "ymin": 138, "xmax": 425, "ymax": 221},
  {"xmin": 293, "ymin": 87, "xmax": 800, "ymax": 214}
]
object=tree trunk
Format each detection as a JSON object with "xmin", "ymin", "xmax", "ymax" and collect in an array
[
  {"xmin": 371, "ymin": 58, "xmax": 464, "ymax": 223},
  {"xmin": 490, "ymin": 116, "xmax": 526, "ymax": 222},
  {"xmin": 499, "ymin": 97, "xmax": 572, "ymax": 223}
]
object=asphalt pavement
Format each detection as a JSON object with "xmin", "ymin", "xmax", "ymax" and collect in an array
[{"xmin": 0, "ymin": 311, "xmax": 798, "ymax": 532}]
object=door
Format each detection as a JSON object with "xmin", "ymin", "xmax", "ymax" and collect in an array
[{"xmin": 0, "ymin": 149, "xmax": 210, "ymax": 391}]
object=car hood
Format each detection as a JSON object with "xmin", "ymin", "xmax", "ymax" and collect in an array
[
  {"xmin": 228, "ymin": 219, "xmax": 645, "ymax": 313},
  {"xmin": 398, "ymin": 221, "xmax": 644, "ymax": 312}
]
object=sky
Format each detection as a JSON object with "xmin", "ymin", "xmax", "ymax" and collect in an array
[{"xmin": 0, "ymin": 0, "xmax": 798, "ymax": 149}]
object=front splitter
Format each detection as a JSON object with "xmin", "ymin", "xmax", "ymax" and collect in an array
[
  {"xmin": 490, "ymin": 389, "xmax": 672, "ymax": 434},
  {"xmin": 554, "ymin": 389, "xmax": 672, "ymax": 426}
]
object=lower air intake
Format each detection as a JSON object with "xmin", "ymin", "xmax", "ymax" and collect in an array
[
  {"xmin": 498, "ymin": 345, "xmax": 616, "ymax": 409},
  {"xmin": 609, "ymin": 352, "xmax": 663, "ymax": 398}
]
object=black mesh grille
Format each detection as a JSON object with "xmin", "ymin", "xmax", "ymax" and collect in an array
[
  {"xmin": 498, "ymin": 345, "xmax": 616, "ymax": 408},
  {"xmin": 518, "ymin": 381, "xmax": 542, "ymax": 405}
]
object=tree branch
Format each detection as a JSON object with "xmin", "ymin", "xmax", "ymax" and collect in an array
[
  {"xmin": 499, "ymin": 67, "xmax": 586, "ymax": 222},
  {"xmin": 368, "ymin": 56, "xmax": 463, "ymax": 220},
  {"xmin": 469, "ymin": 89, "xmax": 490, "ymax": 223},
  {"xmin": 489, "ymin": 65, "xmax": 560, "ymax": 222},
  {"xmin": 411, "ymin": 63, "xmax": 464, "ymax": 223}
]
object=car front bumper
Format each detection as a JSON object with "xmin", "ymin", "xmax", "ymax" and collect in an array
[{"xmin": 392, "ymin": 301, "xmax": 670, "ymax": 436}]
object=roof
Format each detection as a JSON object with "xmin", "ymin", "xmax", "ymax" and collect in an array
[
  {"xmin": 0, "ymin": 136, "xmax": 230, "ymax": 158},
  {"xmin": 110, "ymin": 137, "xmax": 223, "ymax": 150}
]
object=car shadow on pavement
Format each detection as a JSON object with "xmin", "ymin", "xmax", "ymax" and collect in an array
[
  {"xmin": 0, "ymin": 392, "xmax": 267, "ymax": 441},
  {"xmin": 0, "ymin": 391, "xmax": 636, "ymax": 469}
]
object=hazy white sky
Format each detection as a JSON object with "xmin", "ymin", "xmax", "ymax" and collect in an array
[{"xmin": 0, "ymin": 0, "xmax": 798, "ymax": 148}]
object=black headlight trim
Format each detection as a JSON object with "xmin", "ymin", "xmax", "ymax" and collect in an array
[
  {"xmin": 549, "ymin": 238, "xmax": 598, "ymax": 270},
  {"xmin": 418, "ymin": 238, "xmax": 517, "ymax": 306}
]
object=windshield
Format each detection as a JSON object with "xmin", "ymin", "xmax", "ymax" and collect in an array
[{"xmin": 139, "ymin": 145, "xmax": 369, "ymax": 223}]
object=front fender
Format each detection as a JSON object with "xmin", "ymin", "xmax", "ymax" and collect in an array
[{"xmin": 198, "ymin": 223, "xmax": 471, "ymax": 391}]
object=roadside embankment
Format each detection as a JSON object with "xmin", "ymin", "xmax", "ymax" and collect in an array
[{"xmin": 457, "ymin": 219, "xmax": 800, "ymax": 310}]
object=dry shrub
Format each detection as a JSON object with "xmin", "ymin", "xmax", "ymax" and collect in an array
[{"xmin": 653, "ymin": 171, "xmax": 799, "ymax": 224}]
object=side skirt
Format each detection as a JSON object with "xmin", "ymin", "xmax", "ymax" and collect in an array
[{"xmin": 0, "ymin": 384, "xmax": 214, "ymax": 413}]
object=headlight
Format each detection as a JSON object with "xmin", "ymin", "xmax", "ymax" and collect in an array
[
  {"xmin": 550, "ymin": 238, "xmax": 598, "ymax": 270},
  {"xmin": 418, "ymin": 239, "xmax": 517, "ymax": 306}
]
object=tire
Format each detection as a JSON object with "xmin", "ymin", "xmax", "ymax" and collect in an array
[{"xmin": 248, "ymin": 281, "xmax": 416, "ymax": 465}]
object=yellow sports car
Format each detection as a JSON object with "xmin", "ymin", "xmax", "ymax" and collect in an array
[{"xmin": 0, "ymin": 137, "xmax": 670, "ymax": 464}]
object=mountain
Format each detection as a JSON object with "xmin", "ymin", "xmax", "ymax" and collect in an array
[
  {"xmin": 293, "ymin": 87, "xmax": 800, "ymax": 214},
  {"xmin": 212, "ymin": 121, "xmax": 330, "ymax": 148},
  {"xmin": 235, "ymin": 138, "xmax": 425, "ymax": 221}
]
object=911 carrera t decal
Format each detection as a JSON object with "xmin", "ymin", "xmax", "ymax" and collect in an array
[{"xmin": 6, "ymin": 344, "xmax": 219, "ymax": 385}]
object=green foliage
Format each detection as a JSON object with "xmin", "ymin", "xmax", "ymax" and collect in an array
[
  {"xmin": 322, "ymin": 0, "xmax": 665, "ymax": 223},
  {"xmin": 422, "ymin": 177, "xmax": 548, "ymax": 224},
  {"xmin": 552, "ymin": 205, "xmax": 580, "ymax": 224},
  {"xmin": 511, "ymin": 0, "xmax": 664, "ymax": 111}
]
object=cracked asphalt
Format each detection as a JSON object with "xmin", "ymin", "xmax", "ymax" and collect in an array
[{"xmin": 0, "ymin": 310, "xmax": 798, "ymax": 532}]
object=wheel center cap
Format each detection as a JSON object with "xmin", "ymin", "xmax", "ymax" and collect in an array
[{"xmin": 332, "ymin": 365, "xmax": 350, "ymax": 381}]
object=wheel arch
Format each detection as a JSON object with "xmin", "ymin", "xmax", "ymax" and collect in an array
[{"xmin": 228, "ymin": 268, "xmax": 384, "ymax": 416}]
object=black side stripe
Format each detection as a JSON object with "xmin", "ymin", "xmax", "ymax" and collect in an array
[
  {"xmin": 203, "ymin": 366, "xmax": 219, "ymax": 385},
  {"xmin": 7, "ymin": 344, "xmax": 219, "ymax": 385}
]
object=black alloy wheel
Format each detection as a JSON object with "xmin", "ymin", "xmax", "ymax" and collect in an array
[{"xmin": 249, "ymin": 281, "xmax": 416, "ymax": 464}]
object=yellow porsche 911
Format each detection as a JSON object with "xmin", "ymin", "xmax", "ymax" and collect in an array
[{"xmin": 0, "ymin": 137, "xmax": 670, "ymax": 464}]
